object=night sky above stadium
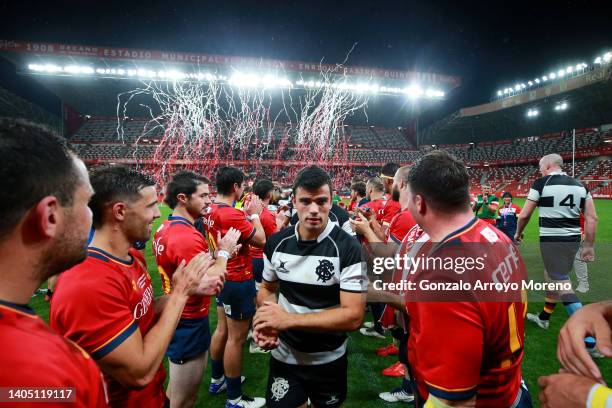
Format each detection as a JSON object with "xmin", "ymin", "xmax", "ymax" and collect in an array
[{"xmin": 1, "ymin": 0, "xmax": 611, "ymax": 125}]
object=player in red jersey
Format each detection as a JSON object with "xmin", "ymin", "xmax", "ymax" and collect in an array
[
  {"xmin": 348, "ymin": 181, "xmax": 368, "ymax": 213},
  {"xmin": 380, "ymin": 162, "xmax": 401, "ymax": 229},
  {"xmin": 403, "ymin": 151, "xmax": 532, "ymax": 407},
  {"xmin": 247, "ymin": 179, "xmax": 281, "ymax": 354},
  {"xmin": 154, "ymin": 171, "xmax": 241, "ymax": 408},
  {"xmin": 0, "ymin": 119, "xmax": 108, "ymax": 407},
  {"xmin": 359, "ymin": 177, "xmax": 387, "ymax": 219},
  {"xmin": 206, "ymin": 166, "xmax": 267, "ymax": 408},
  {"xmin": 51, "ymin": 166, "xmax": 221, "ymax": 408},
  {"xmin": 248, "ymin": 179, "xmax": 281, "ymax": 289},
  {"xmin": 350, "ymin": 166, "xmax": 417, "ymax": 402}
]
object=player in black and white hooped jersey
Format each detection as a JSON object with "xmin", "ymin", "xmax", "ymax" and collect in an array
[
  {"xmin": 252, "ymin": 165, "xmax": 367, "ymax": 408},
  {"xmin": 515, "ymin": 153, "xmax": 601, "ymax": 358}
]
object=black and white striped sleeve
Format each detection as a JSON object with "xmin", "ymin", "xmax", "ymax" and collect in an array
[
  {"xmin": 527, "ymin": 177, "xmax": 545, "ymax": 203},
  {"xmin": 339, "ymin": 238, "xmax": 368, "ymax": 293},
  {"xmin": 262, "ymin": 237, "xmax": 278, "ymax": 282}
]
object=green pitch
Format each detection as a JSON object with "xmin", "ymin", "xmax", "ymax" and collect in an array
[{"xmin": 29, "ymin": 199, "xmax": 612, "ymax": 407}]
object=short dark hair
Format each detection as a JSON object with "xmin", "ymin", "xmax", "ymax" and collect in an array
[
  {"xmin": 0, "ymin": 119, "xmax": 80, "ymax": 239},
  {"xmin": 292, "ymin": 166, "xmax": 332, "ymax": 195},
  {"xmin": 165, "ymin": 171, "xmax": 211, "ymax": 209},
  {"xmin": 351, "ymin": 181, "xmax": 367, "ymax": 197},
  {"xmin": 253, "ymin": 178, "xmax": 275, "ymax": 200},
  {"xmin": 215, "ymin": 166, "xmax": 245, "ymax": 196},
  {"xmin": 408, "ymin": 150, "xmax": 470, "ymax": 212},
  {"xmin": 381, "ymin": 162, "xmax": 400, "ymax": 178},
  {"xmin": 89, "ymin": 166, "xmax": 156, "ymax": 228}
]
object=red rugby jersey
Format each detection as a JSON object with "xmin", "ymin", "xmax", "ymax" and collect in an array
[
  {"xmin": 386, "ymin": 209, "xmax": 417, "ymax": 244},
  {"xmin": 154, "ymin": 215, "xmax": 210, "ymax": 319},
  {"xmin": 248, "ymin": 207, "xmax": 277, "ymax": 260},
  {"xmin": 50, "ymin": 247, "xmax": 166, "ymax": 408},
  {"xmin": 359, "ymin": 198, "xmax": 387, "ymax": 220},
  {"xmin": 0, "ymin": 300, "xmax": 108, "ymax": 407},
  {"xmin": 405, "ymin": 218, "xmax": 527, "ymax": 407},
  {"xmin": 347, "ymin": 199, "xmax": 358, "ymax": 213},
  {"xmin": 204, "ymin": 203, "xmax": 256, "ymax": 281},
  {"xmin": 380, "ymin": 199, "xmax": 401, "ymax": 225}
]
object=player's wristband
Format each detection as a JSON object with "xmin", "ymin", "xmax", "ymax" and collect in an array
[
  {"xmin": 216, "ymin": 250, "xmax": 230, "ymax": 260},
  {"xmin": 249, "ymin": 213, "xmax": 260, "ymax": 221},
  {"xmin": 587, "ymin": 384, "xmax": 612, "ymax": 408}
]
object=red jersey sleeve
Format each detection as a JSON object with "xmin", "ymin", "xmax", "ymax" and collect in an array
[
  {"xmin": 260, "ymin": 209, "xmax": 278, "ymax": 237},
  {"xmin": 387, "ymin": 211, "xmax": 416, "ymax": 244},
  {"xmin": 227, "ymin": 208, "xmax": 256, "ymax": 243},
  {"xmin": 413, "ymin": 301, "xmax": 483, "ymax": 401},
  {"xmin": 381, "ymin": 200, "xmax": 401, "ymax": 224},
  {"xmin": 54, "ymin": 272, "xmax": 138, "ymax": 361}
]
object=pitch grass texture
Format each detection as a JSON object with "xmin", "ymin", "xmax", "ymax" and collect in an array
[{"xmin": 30, "ymin": 199, "xmax": 612, "ymax": 407}]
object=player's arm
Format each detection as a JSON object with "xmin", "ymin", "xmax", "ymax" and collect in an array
[
  {"xmin": 257, "ymin": 279, "xmax": 279, "ymax": 306},
  {"xmin": 97, "ymin": 254, "xmax": 211, "ymax": 388},
  {"xmin": 486, "ymin": 196, "xmax": 499, "ymax": 213},
  {"xmin": 349, "ymin": 213, "xmax": 382, "ymax": 243},
  {"xmin": 366, "ymin": 282, "xmax": 403, "ymax": 310},
  {"xmin": 515, "ymin": 199, "xmax": 537, "ymax": 240},
  {"xmin": 254, "ymin": 247, "xmax": 281, "ymax": 349},
  {"xmin": 582, "ymin": 197, "xmax": 598, "ymax": 249},
  {"xmin": 153, "ymin": 294, "xmax": 171, "ymax": 315},
  {"xmin": 538, "ymin": 373, "xmax": 611, "ymax": 408},
  {"xmin": 557, "ymin": 300, "xmax": 612, "ymax": 382},
  {"xmin": 244, "ymin": 196, "xmax": 266, "ymax": 248},
  {"xmin": 255, "ymin": 290, "xmax": 365, "ymax": 332},
  {"xmin": 257, "ymin": 242, "xmax": 280, "ymax": 306},
  {"xmin": 201, "ymin": 227, "xmax": 241, "ymax": 284},
  {"xmin": 369, "ymin": 217, "xmax": 387, "ymax": 241}
]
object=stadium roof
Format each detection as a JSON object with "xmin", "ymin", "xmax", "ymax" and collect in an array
[
  {"xmin": 421, "ymin": 64, "xmax": 612, "ymax": 145},
  {"xmin": 0, "ymin": 40, "xmax": 461, "ymax": 127}
]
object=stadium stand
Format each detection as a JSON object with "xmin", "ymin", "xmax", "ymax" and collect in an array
[
  {"xmin": 0, "ymin": 86, "xmax": 61, "ymax": 131},
  {"xmin": 67, "ymin": 116, "xmax": 612, "ymax": 198}
]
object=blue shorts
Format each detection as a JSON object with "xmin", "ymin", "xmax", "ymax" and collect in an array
[
  {"xmin": 218, "ymin": 279, "xmax": 256, "ymax": 320},
  {"xmin": 166, "ymin": 316, "xmax": 210, "ymax": 364},
  {"xmin": 251, "ymin": 257, "xmax": 264, "ymax": 284}
]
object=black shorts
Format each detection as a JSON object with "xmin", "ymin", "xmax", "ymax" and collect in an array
[
  {"xmin": 266, "ymin": 354, "xmax": 348, "ymax": 408},
  {"xmin": 540, "ymin": 240, "xmax": 580, "ymax": 281},
  {"xmin": 218, "ymin": 279, "xmax": 256, "ymax": 320},
  {"xmin": 166, "ymin": 316, "xmax": 210, "ymax": 364}
]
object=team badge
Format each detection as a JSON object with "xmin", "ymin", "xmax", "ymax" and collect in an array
[
  {"xmin": 277, "ymin": 260, "xmax": 290, "ymax": 274},
  {"xmin": 315, "ymin": 259, "xmax": 335, "ymax": 283},
  {"xmin": 270, "ymin": 377, "xmax": 290, "ymax": 401}
]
